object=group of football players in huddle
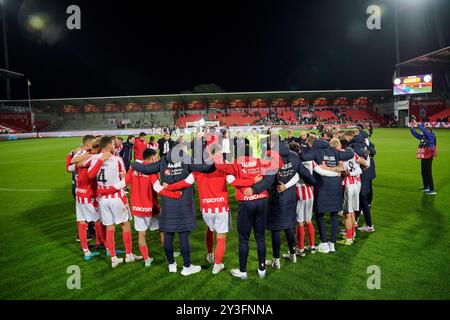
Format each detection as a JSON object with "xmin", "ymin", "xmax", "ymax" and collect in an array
[{"xmin": 66, "ymin": 126, "xmax": 376, "ymax": 279}]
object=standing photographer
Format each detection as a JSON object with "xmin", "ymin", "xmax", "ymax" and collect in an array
[{"xmin": 410, "ymin": 119, "xmax": 437, "ymax": 196}]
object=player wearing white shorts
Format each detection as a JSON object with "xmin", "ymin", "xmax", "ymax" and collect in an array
[
  {"xmin": 66, "ymin": 135, "xmax": 105, "ymax": 261},
  {"xmin": 165, "ymin": 146, "xmax": 259, "ymax": 275},
  {"xmin": 289, "ymin": 140, "xmax": 343, "ymax": 256},
  {"xmin": 87, "ymin": 136, "xmax": 142, "ymax": 268},
  {"xmin": 331, "ymin": 138, "xmax": 367, "ymax": 246},
  {"xmin": 97, "ymin": 148, "xmax": 181, "ymax": 268}
]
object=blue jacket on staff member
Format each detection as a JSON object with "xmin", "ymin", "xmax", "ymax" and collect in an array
[
  {"xmin": 410, "ymin": 122, "xmax": 437, "ymax": 195},
  {"xmin": 132, "ymin": 141, "xmax": 212, "ymax": 275},
  {"xmin": 301, "ymin": 137, "xmax": 353, "ymax": 253}
]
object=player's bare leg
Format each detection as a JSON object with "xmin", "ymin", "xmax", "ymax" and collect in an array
[
  {"xmin": 121, "ymin": 221, "xmax": 142, "ymax": 263},
  {"xmin": 106, "ymin": 224, "xmax": 123, "ymax": 268},
  {"xmin": 77, "ymin": 221, "xmax": 99, "ymax": 261},
  {"xmin": 351, "ymin": 212, "xmax": 356, "ymax": 241},
  {"xmin": 212, "ymin": 233, "xmax": 226, "ymax": 274},
  {"xmin": 337, "ymin": 213, "xmax": 354, "ymax": 245},
  {"xmin": 138, "ymin": 230, "xmax": 153, "ymax": 267}
]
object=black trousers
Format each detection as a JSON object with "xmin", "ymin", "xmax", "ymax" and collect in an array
[
  {"xmin": 237, "ymin": 199, "xmax": 267, "ymax": 272},
  {"xmin": 315, "ymin": 212, "xmax": 339, "ymax": 243},
  {"xmin": 421, "ymin": 158, "xmax": 434, "ymax": 190},
  {"xmin": 271, "ymin": 228, "xmax": 296, "ymax": 259},
  {"xmin": 164, "ymin": 231, "xmax": 191, "ymax": 267}
]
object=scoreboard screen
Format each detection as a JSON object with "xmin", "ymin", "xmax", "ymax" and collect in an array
[{"xmin": 393, "ymin": 74, "xmax": 432, "ymax": 96}]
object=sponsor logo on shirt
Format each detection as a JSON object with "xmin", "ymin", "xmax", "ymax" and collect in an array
[
  {"xmin": 76, "ymin": 188, "xmax": 87, "ymax": 194},
  {"xmin": 202, "ymin": 197, "xmax": 225, "ymax": 204},
  {"xmin": 167, "ymin": 162, "xmax": 182, "ymax": 168},
  {"xmin": 241, "ymin": 161, "xmax": 257, "ymax": 168},
  {"xmin": 243, "ymin": 193, "xmax": 266, "ymax": 201},
  {"xmin": 132, "ymin": 206, "xmax": 152, "ymax": 213}
]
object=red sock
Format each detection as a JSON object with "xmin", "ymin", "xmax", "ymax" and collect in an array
[
  {"xmin": 214, "ymin": 237, "xmax": 226, "ymax": 264},
  {"xmin": 352, "ymin": 226, "xmax": 356, "ymax": 238},
  {"xmin": 139, "ymin": 245, "xmax": 149, "ymax": 261},
  {"xmin": 306, "ymin": 222, "xmax": 315, "ymax": 247},
  {"xmin": 346, "ymin": 228, "xmax": 353, "ymax": 240},
  {"xmin": 123, "ymin": 230, "xmax": 132, "ymax": 255},
  {"xmin": 106, "ymin": 228, "xmax": 116, "ymax": 257},
  {"xmin": 95, "ymin": 221, "xmax": 105, "ymax": 246},
  {"xmin": 205, "ymin": 228, "xmax": 214, "ymax": 254},
  {"xmin": 77, "ymin": 222, "xmax": 89, "ymax": 251},
  {"xmin": 297, "ymin": 225, "xmax": 305, "ymax": 250}
]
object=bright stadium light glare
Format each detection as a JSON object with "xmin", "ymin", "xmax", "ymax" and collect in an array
[{"xmin": 27, "ymin": 14, "xmax": 46, "ymax": 31}]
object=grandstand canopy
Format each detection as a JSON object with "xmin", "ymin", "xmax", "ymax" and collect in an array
[
  {"xmin": 396, "ymin": 46, "xmax": 450, "ymax": 68},
  {"xmin": 0, "ymin": 69, "xmax": 24, "ymax": 79},
  {"xmin": 8, "ymin": 89, "xmax": 391, "ymax": 109}
]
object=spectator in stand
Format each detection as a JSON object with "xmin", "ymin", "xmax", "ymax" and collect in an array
[
  {"xmin": 120, "ymin": 135, "xmax": 134, "ymax": 171},
  {"xmin": 158, "ymin": 132, "xmax": 174, "ymax": 158}
]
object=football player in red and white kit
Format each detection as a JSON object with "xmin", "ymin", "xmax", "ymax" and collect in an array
[
  {"xmin": 86, "ymin": 136, "xmax": 142, "ymax": 268},
  {"xmin": 67, "ymin": 135, "xmax": 105, "ymax": 260},
  {"xmin": 330, "ymin": 138, "xmax": 368, "ymax": 246},
  {"xmin": 164, "ymin": 144, "xmax": 261, "ymax": 274},
  {"xmin": 98, "ymin": 148, "xmax": 182, "ymax": 267},
  {"xmin": 113, "ymin": 137, "xmax": 124, "ymax": 156},
  {"xmin": 288, "ymin": 140, "xmax": 342, "ymax": 256}
]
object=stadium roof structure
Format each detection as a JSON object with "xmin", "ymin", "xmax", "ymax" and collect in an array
[
  {"xmin": 396, "ymin": 46, "xmax": 450, "ymax": 68},
  {"xmin": 0, "ymin": 68, "xmax": 24, "ymax": 79},
  {"xmin": 1, "ymin": 89, "xmax": 392, "ymax": 108}
]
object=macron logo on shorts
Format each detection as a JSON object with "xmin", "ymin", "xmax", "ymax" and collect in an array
[{"xmin": 202, "ymin": 197, "xmax": 225, "ymax": 204}]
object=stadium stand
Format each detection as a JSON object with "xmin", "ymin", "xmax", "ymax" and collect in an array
[
  {"xmin": 342, "ymin": 109, "xmax": 383, "ymax": 122},
  {"xmin": 429, "ymin": 108, "xmax": 450, "ymax": 122}
]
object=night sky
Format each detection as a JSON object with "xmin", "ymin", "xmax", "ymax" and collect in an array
[{"xmin": 2, "ymin": 0, "xmax": 450, "ymax": 100}]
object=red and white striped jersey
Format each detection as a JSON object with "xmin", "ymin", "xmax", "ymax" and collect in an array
[
  {"xmin": 296, "ymin": 160, "xmax": 315, "ymax": 201},
  {"xmin": 113, "ymin": 145, "xmax": 123, "ymax": 157},
  {"xmin": 86, "ymin": 154, "xmax": 126, "ymax": 199},
  {"xmin": 342, "ymin": 154, "xmax": 361, "ymax": 186}
]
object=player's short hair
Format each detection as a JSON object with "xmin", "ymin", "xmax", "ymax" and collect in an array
[
  {"xmin": 127, "ymin": 135, "xmax": 134, "ymax": 142},
  {"xmin": 143, "ymin": 148, "xmax": 157, "ymax": 160},
  {"xmin": 340, "ymin": 139, "xmax": 349, "ymax": 149},
  {"xmin": 307, "ymin": 135, "xmax": 317, "ymax": 147},
  {"xmin": 289, "ymin": 141, "xmax": 300, "ymax": 153},
  {"xmin": 322, "ymin": 130, "xmax": 332, "ymax": 139},
  {"xmin": 139, "ymin": 132, "xmax": 146, "ymax": 137},
  {"xmin": 329, "ymin": 138, "xmax": 341, "ymax": 149},
  {"xmin": 92, "ymin": 137, "xmax": 101, "ymax": 150},
  {"xmin": 344, "ymin": 130, "xmax": 356, "ymax": 138},
  {"xmin": 82, "ymin": 135, "xmax": 95, "ymax": 146},
  {"xmin": 287, "ymin": 129, "xmax": 293, "ymax": 134},
  {"xmin": 149, "ymin": 136, "xmax": 155, "ymax": 142},
  {"xmin": 117, "ymin": 137, "xmax": 123, "ymax": 142},
  {"xmin": 99, "ymin": 136, "xmax": 113, "ymax": 150}
]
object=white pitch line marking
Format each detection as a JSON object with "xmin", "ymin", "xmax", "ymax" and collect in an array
[{"xmin": 0, "ymin": 188, "xmax": 67, "ymax": 192}]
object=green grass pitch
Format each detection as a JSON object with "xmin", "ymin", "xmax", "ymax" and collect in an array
[{"xmin": 0, "ymin": 128, "xmax": 449, "ymax": 300}]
